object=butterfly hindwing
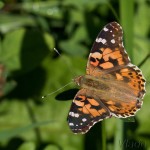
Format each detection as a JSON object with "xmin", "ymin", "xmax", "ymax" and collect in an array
[{"xmin": 67, "ymin": 89, "xmax": 110, "ymax": 134}]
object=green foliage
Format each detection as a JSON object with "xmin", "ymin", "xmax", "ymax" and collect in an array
[{"xmin": 0, "ymin": 0, "xmax": 150, "ymax": 150}]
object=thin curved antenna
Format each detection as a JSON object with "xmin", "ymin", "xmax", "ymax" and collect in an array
[
  {"xmin": 42, "ymin": 81, "xmax": 73, "ymax": 99},
  {"xmin": 54, "ymin": 48, "xmax": 76, "ymax": 77}
]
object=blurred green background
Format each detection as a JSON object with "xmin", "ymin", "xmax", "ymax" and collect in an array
[{"xmin": 0, "ymin": 0, "xmax": 150, "ymax": 150}]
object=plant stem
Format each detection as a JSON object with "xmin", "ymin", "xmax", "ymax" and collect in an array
[
  {"xmin": 102, "ymin": 120, "xmax": 106, "ymax": 150},
  {"xmin": 114, "ymin": 119, "xmax": 124, "ymax": 150}
]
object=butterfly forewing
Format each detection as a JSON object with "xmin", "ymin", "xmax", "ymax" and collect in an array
[{"xmin": 86, "ymin": 22, "xmax": 130, "ymax": 75}]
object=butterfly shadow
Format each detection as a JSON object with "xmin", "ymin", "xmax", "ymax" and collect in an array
[{"xmin": 55, "ymin": 88, "xmax": 79, "ymax": 101}]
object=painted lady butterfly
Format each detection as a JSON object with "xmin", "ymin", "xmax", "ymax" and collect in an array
[{"xmin": 67, "ymin": 22, "xmax": 146, "ymax": 134}]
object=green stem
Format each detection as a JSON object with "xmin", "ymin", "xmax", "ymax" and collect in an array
[
  {"xmin": 102, "ymin": 120, "xmax": 106, "ymax": 150},
  {"xmin": 114, "ymin": 119, "xmax": 124, "ymax": 150},
  {"xmin": 115, "ymin": 1, "xmax": 134, "ymax": 150},
  {"xmin": 120, "ymin": 0, "xmax": 134, "ymax": 59}
]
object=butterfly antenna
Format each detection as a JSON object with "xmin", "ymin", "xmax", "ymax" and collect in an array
[
  {"xmin": 54, "ymin": 47, "xmax": 61, "ymax": 56},
  {"xmin": 42, "ymin": 48, "xmax": 76, "ymax": 99},
  {"xmin": 54, "ymin": 48, "xmax": 76, "ymax": 77},
  {"xmin": 42, "ymin": 81, "xmax": 73, "ymax": 99}
]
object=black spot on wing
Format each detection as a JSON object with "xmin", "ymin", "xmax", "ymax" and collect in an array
[
  {"xmin": 109, "ymin": 57, "xmax": 119, "ymax": 66},
  {"xmin": 90, "ymin": 57, "xmax": 96, "ymax": 62}
]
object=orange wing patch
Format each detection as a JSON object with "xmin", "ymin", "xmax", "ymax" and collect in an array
[
  {"xmin": 87, "ymin": 97, "xmax": 99, "ymax": 106},
  {"xmin": 118, "ymin": 67, "xmax": 146, "ymax": 98},
  {"xmin": 103, "ymin": 99, "xmax": 142, "ymax": 117},
  {"xmin": 88, "ymin": 47, "xmax": 127, "ymax": 74}
]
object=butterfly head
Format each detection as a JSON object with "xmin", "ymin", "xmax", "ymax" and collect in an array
[{"xmin": 73, "ymin": 75, "xmax": 83, "ymax": 86}]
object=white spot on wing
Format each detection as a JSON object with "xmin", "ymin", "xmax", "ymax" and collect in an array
[
  {"xmin": 96, "ymin": 37, "xmax": 102, "ymax": 42},
  {"xmin": 69, "ymin": 123, "xmax": 74, "ymax": 126},
  {"xmin": 101, "ymin": 39, "xmax": 107, "ymax": 44},
  {"xmin": 74, "ymin": 113, "xmax": 79, "ymax": 118},
  {"xmin": 96, "ymin": 38, "xmax": 106, "ymax": 44},
  {"xmin": 82, "ymin": 118, "xmax": 87, "ymax": 122},
  {"xmin": 69, "ymin": 112, "xmax": 74, "ymax": 116},
  {"xmin": 104, "ymin": 27, "xmax": 108, "ymax": 31},
  {"xmin": 111, "ymin": 39, "xmax": 115, "ymax": 44}
]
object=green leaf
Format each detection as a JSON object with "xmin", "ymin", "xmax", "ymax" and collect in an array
[
  {"xmin": 120, "ymin": 117, "xmax": 135, "ymax": 122},
  {"xmin": 0, "ymin": 14, "xmax": 36, "ymax": 34},
  {"xmin": 60, "ymin": 40, "xmax": 87, "ymax": 56},
  {"xmin": 0, "ymin": 119, "xmax": 54, "ymax": 140},
  {"xmin": 1, "ymin": 28, "xmax": 54, "ymax": 74},
  {"xmin": 18, "ymin": 142, "xmax": 36, "ymax": 150},
  {"xmin": 21, "ymin": 1, "xmax": 62, "ymax": 18},
  {"xmin": 44, "ymin": 145, "xmax": 59, "ymax": 150},
  {"xmin": 60, "ymin": 26, "xmax": 88, "ymax": 56},
  {"xmin": 1, "ymin": 28, "xmax": 25, "ymax": 71}
]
